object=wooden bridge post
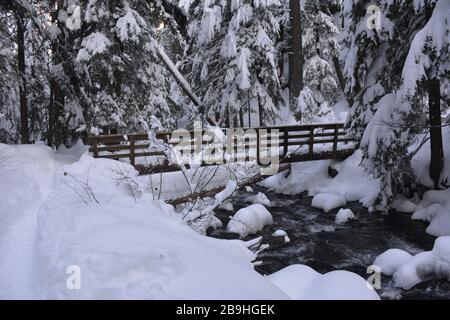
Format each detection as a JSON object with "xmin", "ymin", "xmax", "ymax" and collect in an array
[
  {"xmin": 129, "ymin": 135, "xmax": 136, "ymax": 167},
  {"xmin": 283, "ymin": 127, "xmax": 288, "ymax": 156},
  {"xmin": 333, "ymin": 124, "xmax": 339, "ymax": 158},
  {"xmin": 309, "ymin": 126, "xmax": 314, "ymax": 160},
  {"xmin": 92, "ymin": 137, "xmax": 99, "ymax": 158},
  {"xmin": 256, "ymin": 128, "xmax": 261, "ymax": 165}
]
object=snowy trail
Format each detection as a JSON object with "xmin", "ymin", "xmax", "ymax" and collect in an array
[{"xmin": 0, "ymin": 144, "xmax": 81, "ymax": 299}]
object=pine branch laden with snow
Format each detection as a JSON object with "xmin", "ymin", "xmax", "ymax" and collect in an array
[
  {"xmin": 182, "ymin": 0, "xmax": 283, "ymax": 126},
  {"xmin": 292, "ymin": 0, "xmax": 341, "ymax": 124}
]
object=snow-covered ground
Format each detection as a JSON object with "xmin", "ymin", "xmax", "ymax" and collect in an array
[
  {"xmin": 261, "ymin": 150, "xmax": 381, "ymax": 209},
  {"xmin": 0, "ymin": 143, "xmax": 286, "ymax": 299},
  {"xmin": 409, "ymin": 127, "xmax": 450, "ymax": 237},
  {"xmin": 0, "ymin": 143, "xmax": 380, "ymax": 300}
]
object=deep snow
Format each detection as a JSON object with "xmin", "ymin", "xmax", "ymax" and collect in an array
[
  {"xmin": 0, "ymin": 143, "xmax": 380, "ymax": 300},
  {"xmin": 0, "ymin": 143, "xmax": 287, "ymax": 299}
]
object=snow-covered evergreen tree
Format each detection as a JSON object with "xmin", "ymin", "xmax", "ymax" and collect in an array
[
  {"xmin": 357, "ymin": 0, "xmax": 450, "ymax": 208},
  {"xmin": 292, "ymin": 0, "xmax": 341, "ymax": 123},
  {"xmin": 70, "ymin": 0, "xmax": 176, "ymax": 136},
  {"xmin": 182, "ymin": 0, "xmax": 283, "ymax": 127}
]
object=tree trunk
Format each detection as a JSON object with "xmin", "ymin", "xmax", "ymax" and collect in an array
[
  {"xmin": 429, "ymin": 78, "xmax": 444, "ymax": 189},
  {"xmin": 48, "ymin": 84, "xmax": 54, "ymax": 146},
  {"xmin": 258, "ymin": 96, "xmax": 264, "ymax": 127},
  {"xmin": 16, "ymin": 14, "xmax": 29, "ymax": 144},
  {"xmin": 225, "ymin": 107, "xmax": 231, "ymax": 128},
  {"xmin": 247, "ymin": 92, "xmax": 251, "ymax": 127},
  {"xmin": 239, "ymin": 107, "xmax": 244, "ymax": 127},
  {"xmin": 333, "ymin": 56, "xmax": 345, "ymax": 93},
  {"xmin": 48, "ymin": 3, "xmax": 66, "ymax": 148},
  {"xmin": 289, "ymin": 0, "xmax": 304, "ymax": 109}
]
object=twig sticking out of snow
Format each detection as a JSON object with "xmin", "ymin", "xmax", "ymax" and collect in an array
[{"xmin": 63, "ymin": 171, "xmax": 100, "ymax": 205}]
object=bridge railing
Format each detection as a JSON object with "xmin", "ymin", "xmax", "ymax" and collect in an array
[{"xmin": 88, "ymin": 123, "xmax": 356, "ymax": 169}]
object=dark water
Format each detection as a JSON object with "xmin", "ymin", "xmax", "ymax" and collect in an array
[{"xmin": 209, "ymin": 187, "xmax": 450, "ymax": 300}]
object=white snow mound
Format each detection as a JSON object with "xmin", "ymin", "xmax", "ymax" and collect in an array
[
  {"xmin": 245, "ymin": 192, "xmax": 271, "ymax": 207},
  {"xmin": 312, "ymin": 193, "xmax": 347, "ymax": 213},
  {"xmin": 335, "ymin": 209, "xmax": 356, "ymax": 224},
  {"xmin": 373, "ymin": 249, "xmax": 413, "ymax": 276},
  {"xmin": 227, "ymin": 204, "xmax": 273, "ymax": 238},
  {"xmin": 268, "ymin": 265, "xmax": 380, "ymax": 300}
]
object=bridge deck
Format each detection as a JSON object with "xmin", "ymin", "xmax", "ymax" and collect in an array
[{"xmin": 88, "ymin": 123, "xmax": 357, "ymax": 175}]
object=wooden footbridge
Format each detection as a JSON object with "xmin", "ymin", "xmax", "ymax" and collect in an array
[{"xmin": 88, "ymin": 123, "xmax": 357, "ymax": 176}]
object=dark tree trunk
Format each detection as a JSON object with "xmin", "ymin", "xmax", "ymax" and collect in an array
[
  {"xmin": 258, "ymin": 96, "xmax": 264, "ymax": 127},
  {"xmin": 48, "ymin": 4, "xmax": 66, "ymax": 148},
  {"xmin": 16, "ymin": 14, "xmax": 29, "ymax": 144},
  {"xmin": 247, "ymin": 92, "xmax": 251, "ymax": 127},
  {"xmin": 333, "ymin": 56, "xmax": 346, "ymax": 93},
  {"xmin": 48, "ymin": 85, "xmax": 54, "ymax": 146},
  {"xmin": 428, "ymin": 78, "xmax": 444, "ymax": 189},
  {"xmin": 239, "ymin": 107, "xmax": 244, "ymax": 127},
  {"xmin": 289, "ymin": 0, "xmax": 304, "ymax": 109},
  {"xmin": 225, "ymin": 107, "xmax": 231, "ymax": 128}
]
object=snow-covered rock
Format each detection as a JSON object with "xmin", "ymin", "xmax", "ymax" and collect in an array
[
  {"xmin": 312, "ymin": 193, "xmax": 347, "ymax": 213},
  {"xmin": 306, "ymin": 271, "xmax": 380, "ymax": 300},
  {"xmin": 391, "ymin": 199, "xmax": 417, "ymax": 213},
  {"xmin": 244, "ymin": 192, "xmax": 271, "ymax": 207},
  {"xmin": 432, "ymin": 236, "xmax": 450, "ymax": 279},
  {"xmin": 267, "ymin": 265, "xmax": 321, "ymax": 299},
  {"xmin": 335, "ymin": 209, "xmax": 356, "ymax": 224},
  {"xmin": 374, "ymin": 249, "xmax": 413, "ymax": 276},
  {"xmin": 268, "ymin": 265, "xmax": 380, "ymax": 300},
  {"xmin": 393, "ymin": 252, "xmax": 434, "ymax": 290},
  {"xmin": 272, "ymin": 230, "xmax": 290, "ymax": 243},
  {"xmin": 218, "ymin": 201, "xmax": 234, "ymax": 212},
  {"xmin": 227, "ymin": 204, "xmax": 273, "ymax": 238},
  {"xmin": 379, "ymin": 237, "xmax": 450, "ymax": 290}
]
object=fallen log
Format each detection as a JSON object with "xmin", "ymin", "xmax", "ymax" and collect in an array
[{"xmin": 166, "ymin": 164, "xmax": 290, "ymax": 206}]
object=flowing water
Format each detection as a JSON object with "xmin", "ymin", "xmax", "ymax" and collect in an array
[{"xmin": 209, "ymin": 187, "xmax": 450, "ymax": 300}]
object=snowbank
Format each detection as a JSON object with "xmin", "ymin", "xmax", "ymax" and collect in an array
[
  {"xmin": 261, "ymin": 151, "xmax": 380, "ymax": 209},
  {"xmin": 375, "ymin": 237, "xmax": 450, "ymax": 290},
  {"xmin": 227, "ymin": 204, "xmax": 273, "ymax": 238},
  {"xmin": 268, "ymin": 265, "xmax": 380, "ymax": 300},
  {"xmin": 335, "ymin": 209, "xmax": 356, "ymax": 224},
  {"xmin": 412, "ymin": 189, "xmax": 450, "ymax": 237},
  {"xmin": 0, "ymin": 144, "xmax": 289, "ymax": 299},
  {"xmin": 319, "ymin": 151, "xmax": 380, "ymax": 207},
  {"xmin": 411, "ymin": 113, "xmax": 450, "ymax": 189},
  {"xmin": 312, "ymin": 193, "xmax": 346, "ymax": 213}
]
